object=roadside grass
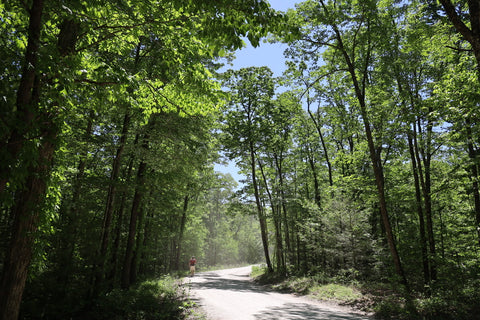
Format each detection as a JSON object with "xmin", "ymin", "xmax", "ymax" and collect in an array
[{"xmin": 251, "ymin": 265, "xmax": 364, "ymax": 305}]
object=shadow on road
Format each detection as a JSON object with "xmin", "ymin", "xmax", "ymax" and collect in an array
[
  {"xmin": 253, "ymin": 303, "xmax": 369, "ymax": 320},
  {"xmin": 189, "ymin": 272, "xmax": 270, "ymax": 294},
  {"xmin": 187, "ymin": 269, "xmax": 370, "ymax": 320}
]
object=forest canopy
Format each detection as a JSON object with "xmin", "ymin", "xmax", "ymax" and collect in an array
[{"xmin": 1, "ymin": 0, "xmax": 480, "ymax": 319}]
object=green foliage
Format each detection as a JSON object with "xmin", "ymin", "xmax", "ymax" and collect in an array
[
  {"xmin": 89, "ymin": 277, "xmax": 185, "ymax": 320},
  {"xmin": 3, "ymin": 1, "xmax": 480, "ymax": 319}
]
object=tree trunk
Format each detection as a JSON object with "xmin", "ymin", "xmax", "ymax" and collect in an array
[
  {"xmin": 121, "ymin": 159, "xmax": 147, "ymax": 289},
  {"xmin": 407, "ymin": 133, "xmax": 430, "ymax": 285},
  {"xmin": 174, "ymin": 195, "xmax": 189, "ymax": 270},
  {"xmin": 274, "ymin": 152, "xmax": 291, "ymax": 269},
  {"xmin": 0, "ymin": 2, "xmax": 46, "ymax": 319},
  {"xmin": 414, "ymin": 116, "xmax": 437, "ymax": 281},
  {"xmin": 0, "ymin": 0, "xmax": 44, "ymax": 195},
  {"xmin": 307, "ymin": 100, "xmax": 333, "ymax": 188},
  {"xmin": 249, "ymin": 142, "xmax": 273, "ymax": 272},
  {"xmin": 325, "ymin": 9, "xmax": 408, "ymax": 286},
  {"xmin": 95, "ymin": 111, "xmax": 131, "ymax": 292},
  {"xmin": 258, "ymin": 158, "xmax": 284, "ymax": 273},
  {"xmin": 0, "ymin": 124, "xmax": 57, "ymax": 320},
  {"xmin": 130, "ymin": 199, "xmax": 147, "ymax": 285}
]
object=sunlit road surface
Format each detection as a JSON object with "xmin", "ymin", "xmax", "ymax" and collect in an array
[{"xmin": 186, "ymin": 266, "xmax": 371, "ymax": 320}]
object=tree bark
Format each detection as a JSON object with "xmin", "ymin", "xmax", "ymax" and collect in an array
[
  {"xmin": 0, "ymin": 0, "xmax": 44, "ymax": 195},
  {"xmin": 121, "ymin": 159, "xmax": 147, "ymax": 289},
  {"xmin": 407, "ymin": 133, "xmax": 430, "ymax": 285},
  {"xmin": 249, "ymin": 142, "xmax": 273, "ymax": 272},
  {"xmin": 307, "ymin": 100, "xmax": 333, "ymax": 188},
  {"xmin": 121, "ymin": 129, "xmax": 150, "ymax": 289},
  {"xmin": 0, "ymin": 124, "xmax": 57, "ymax": 320},
  {"xmin": 258, "ymin": 158, "xmax": 284, "ymax": 273},
  {"xmin": 413, "ymin": 116, "xmax": 437, "ymax": 281},
  {"xmin": 95, "ymin": 111, "xmax": 131, "ymax": 292},
  {"xmin": 274, "ymin": 152, "xmax": 291, "ymax": 269},
  {"xmin": 0, "ymin": 2, "xmax": 46, "ymax": 319},
  {"xmin": 174, "ymin": 195, "xmax": 189, "ymax": 270}
]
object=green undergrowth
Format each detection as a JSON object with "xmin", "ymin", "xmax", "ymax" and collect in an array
[
  {"xmin": 251, "ymin": 266, "xmax": 364, "ymax": 305},
  {"xmin": 86, "ymin": 276, "xmax": 191, "ymax": 320}
]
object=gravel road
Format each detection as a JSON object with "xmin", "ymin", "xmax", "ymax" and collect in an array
[{"xmin": 185, "ymin": 266, "xmax": 372, "ymax": 320}]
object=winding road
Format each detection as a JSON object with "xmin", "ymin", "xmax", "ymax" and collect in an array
[{"xmin": 185, "ymin": 266, "xmax": 371, "ymax": 320}]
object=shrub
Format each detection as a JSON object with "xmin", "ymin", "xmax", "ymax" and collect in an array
[{"xmin": 88, "ymin": 276, "xmax": 186, "ymax": 320}]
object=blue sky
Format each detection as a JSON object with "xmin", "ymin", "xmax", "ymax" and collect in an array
[
  {"xmin": 214, "ymin": 1, "xmax": 299, "ymax": 185},
  {"xmin": 224, "ymin": 0, "xmax": 298, "ymax": 76}
]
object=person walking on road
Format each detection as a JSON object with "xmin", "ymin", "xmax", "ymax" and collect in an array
[{"xmin": 189, "ymin": 256, "xmax": 197, "ymax": 277}]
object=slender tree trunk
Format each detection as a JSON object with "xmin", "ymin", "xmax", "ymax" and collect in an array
[
  {"xmin": 307, "ymin": 100, "xmax": 333, "ymax": 188},
  {"xmin": 274, "ymin": 152, "xmax": 291, "ymax": 268},
  {"xmin": 174, "ymin": 195, "xmax": 189, "ymax": 270},
  {"xmin": 258, "ymin": 158, "xmax": 284, "ymax": 273},
  {"xmin": 407, "ymin": 132, "xmax": 430, "ymax": 285},
  {"xmin": 107, "ymin": 152, "xmax": 136, "ymax": 287},
  {"xmin": 130, "ymin": 199, "xmax": 147, "ymax": 285},
  {"xmin": 121, "ymin": 128, "xmax": 150, "ymax": 289},
  {"xmin": 121, "ymin": 159, "xmax": 147, "ymax": 289},
  {"xmin": 307, "ymin": 153, "xmax": 321, "ymax": 207},
  {"xmin": 95, "ymin": 111, "xmax": 131, "ymax": 293},
  {"xmin": 324, "ymin": 8, "xmax": 408, "ymax": 286},
  {"xmin": 414, "ymin": 116, "xmax": 437, "ymax": 281},
  {"xmin": 249, "ymin": 143, "xmax": 273, "ymax": 272}
]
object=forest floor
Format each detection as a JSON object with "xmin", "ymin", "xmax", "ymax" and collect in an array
[{"xmin": 183, "ymin": 266, "xmax": 372, "ymax": 320}]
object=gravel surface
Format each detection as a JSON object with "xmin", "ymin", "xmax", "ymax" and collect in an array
[{"xmin": 185, "ymin": 266, "xmax": 372, "ymax": 320}]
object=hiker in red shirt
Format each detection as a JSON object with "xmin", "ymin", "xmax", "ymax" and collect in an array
[{"xmin": 189, "ymin": 256, "xmax": 197, "ymax": 277}]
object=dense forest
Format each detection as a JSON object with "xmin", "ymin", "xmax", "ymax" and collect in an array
[{"xmin": 1, "ymin": 0, "xmax": 480, "ymax": 319}]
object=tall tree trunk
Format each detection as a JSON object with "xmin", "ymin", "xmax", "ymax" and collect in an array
[
  {"xmin": 307, "ymin": 152, "xmax": 321, "ymax": 207},
  {"xmin": 274, "ymin": 152, "xmax": 291, "ymax": 268},
  {"xmin": 0, "ymin": 123, "xmax": 57, "ymax": 320},
  {"xmin": 323, "ymin": 5, "xmax": 408, "ymax": 286},
  {"xmin": 130, "ymin": 198, "xmax": 147, "ymax": 285},
  {"xmin": 258, "ymin": 158, "xmax": 284, "ymax": 273},
  {"xmin": 307, "ymin": 99, "xmax": 333, "ymax": 188},
  {"xmin": 249, "ymin": 142, "xmax": 273, "ymax": 272},
  {"xmin": 95, "ymin": 111, "xmax": 131, "ymax": 293},
  {"xmin": 407, "ymin": 132, "xmax": 430, "ymax": 285},
  {"xmin": 121, "ymin": 159, "xmax": 147, "ymax": 289},
  {"xmin": 0, "ymin": 2, "xmax": 47, "ymax": 319},
  {"xmin": 109, "ymin": 155, "xmax": 134, "ymax": 287},
  {"xmin": 414, "ymin": 116, "xmax": 437, "ymax": 281},
  {"xmin": 174, "ymin": 195, "xmax": 189, "ymax": 270},
  {"xmin": 0, "ymin": 0, "xmax": 44, "ymax": 195},
  {"xmin": 121, "ymin": 129, "xmax": 150, "ymax": 289}
]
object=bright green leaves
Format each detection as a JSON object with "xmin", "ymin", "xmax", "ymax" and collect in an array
[{"xmin": 221, "ymin": 67, "xmax": 276, "ymax": 161}]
